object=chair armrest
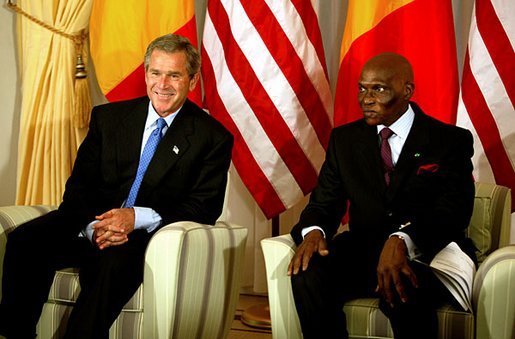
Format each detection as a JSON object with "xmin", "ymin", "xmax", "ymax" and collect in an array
[
  {"xmin": 472, "ymin": 245, "xmax": 515, "ymax": 339},
  {"xmin": 143, "ymin": 220, "xmax": 247, "ymax": 339},
  {"xmin": 261, "ymin": 234, "xmax": 302, "ymax": 339},
  {"xmin": 0, "ymin": 205, "xmax": 57, "ymax": 236}
]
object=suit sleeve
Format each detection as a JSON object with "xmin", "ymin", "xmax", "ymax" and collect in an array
[
  {"xmin": 291, "ymin": 130, "xmax": 348, "ymax": 245},
  {"xmin": 59, "ymin": 106, "xmax": 107, "ymax": 227},
  {"xmin": 154, "ymin": 129, "xmax": 234, "ymax": 228}
]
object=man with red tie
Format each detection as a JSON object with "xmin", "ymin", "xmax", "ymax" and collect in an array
[{"xmin": 288, "ymin": 53, "xmax": 476, "ymax": 339}]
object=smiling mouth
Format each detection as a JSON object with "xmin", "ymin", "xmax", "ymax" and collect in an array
[{"xmin": 154, "ymin": 91, "xmax": 174, "ymax": 98}]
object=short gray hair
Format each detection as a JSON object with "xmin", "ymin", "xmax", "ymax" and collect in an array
[{"xmin": 144, "ymin": 34, "xmax": 200, "ymax": 76}]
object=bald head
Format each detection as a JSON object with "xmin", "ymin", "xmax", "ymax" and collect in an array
[
  {"xmin": 358, "ymin": 53, "xmax": 415, "ymax": 126},
  {"xmin": 362, "ymin": 53, "xmax": 414, "ymax": 84}
]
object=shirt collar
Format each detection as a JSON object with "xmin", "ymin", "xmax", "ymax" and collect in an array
[
  {"xmin": 377, "ymin": 104, "xmax": 415, "ymax": 140},
  {"xmin": 145, "ymin": 102, "xmax": 182, "ymax": 130}
]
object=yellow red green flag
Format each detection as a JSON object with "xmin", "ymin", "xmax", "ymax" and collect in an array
[{"xmin": 334, "ymin": 0, "xmax": 459, "ymax": 126}]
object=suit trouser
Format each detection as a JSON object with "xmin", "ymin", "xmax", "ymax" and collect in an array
[
  {"xmin": 0, "ymin": 210, "xmax": 151, "ymax": 339},
  {"xmin": 290, "ymin": 231, "xmax": 454, "ymax": 339}
]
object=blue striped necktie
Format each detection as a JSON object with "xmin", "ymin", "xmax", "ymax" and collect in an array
[{"xmin": 126, "ymin": 118, "xmax": 167, "ymax": 207}]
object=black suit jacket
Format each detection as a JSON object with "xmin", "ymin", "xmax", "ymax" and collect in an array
[
  {"xmin": 291, "ymin": 102, "xmax": 475, "ymax": 262},
  {"xmin": 59, "ymin": 97, "xmax": 233, "ymax": 232}
]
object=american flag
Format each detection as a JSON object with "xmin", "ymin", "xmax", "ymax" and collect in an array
[
  {"xmin": 456, "ymin": 0, "xmax": 515, "ymax": 211},
  {"xmin": 201, "ymin": 0, "xmax": 333, "ymax": 219}
]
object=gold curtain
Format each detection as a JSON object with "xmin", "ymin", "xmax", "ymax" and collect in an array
[{"xmin": 15, "ymin": 0, "xmax": 93, "ymax": 205}]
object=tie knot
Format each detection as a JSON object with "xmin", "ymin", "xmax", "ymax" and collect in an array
[
  {"xmin": 156, "ymin": 118, "xmax": 167, "ymax": 130},
  {"xmin": 153, "ymin": 118, "xmax": 166, "ymax": 136},
  {"xmin": 380, "ymin": 127, "xmax": 394, "ymax": 140}
]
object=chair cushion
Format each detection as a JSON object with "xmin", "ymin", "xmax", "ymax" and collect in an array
[
  {"xmin": 344, "ymin": 298, "xmax": 474, "ymax": 339},
  {"xmin": 47, "ymin": 268, "xmax": 143, "ymax": 311},
  {"xmin": 466, "ymin": 182, "xmax": 512, "ymax": 264}
]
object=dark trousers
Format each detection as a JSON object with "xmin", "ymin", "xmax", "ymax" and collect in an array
[
  {"xmin": 290, "ymin": 232, "xmax": 454, "ymax": 339},
  {"xmin": 0, "ymin": 210, "xmax": 151, "ymax": 339}
]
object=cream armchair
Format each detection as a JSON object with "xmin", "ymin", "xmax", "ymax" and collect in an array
[
  {"xmin": 0, "ymin": 205, "xmax": 247, "ymax": 338},
  {"xmin": 262, "ymin": 182, "xmax": 515, "ymax": 339}
]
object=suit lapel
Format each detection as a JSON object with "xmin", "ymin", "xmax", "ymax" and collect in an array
[
  {"xmin": 117, "ymin": 98, "xmax": 149, "ymax": 182},
  {"xmin": 139, "ymin": 102, "xmax": 194, "ymax": 188},
  {"xmin": 386, "ymin": 107, "xmax": 430, "ymax": 201},
  {"xmin": 355, "ymin": 122, "xmax": 387, "ymax": 192}
]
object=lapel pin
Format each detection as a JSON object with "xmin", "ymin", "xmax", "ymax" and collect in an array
[
  {"xmin": 414, "ymin": 152, "xmax": 421, "ymax": 158},
  {"xmin": 172, "ymin": 145, "xmax": 179, "ymax": 154}
]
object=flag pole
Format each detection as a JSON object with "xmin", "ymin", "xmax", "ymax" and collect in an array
[{"xmin": 272, "ymin": 214, "xmax": 280, "ymax": 237}]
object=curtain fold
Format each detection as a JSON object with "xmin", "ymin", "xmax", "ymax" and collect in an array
[{"xmin": 15, "ymin": 0, "xmax": 92, "ymax": 205}]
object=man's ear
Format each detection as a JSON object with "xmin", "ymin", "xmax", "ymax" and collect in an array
[
  {"xmin": 404, "ymin": 81, "xmax": 415, "ymax": 100},
  {"xmin": 189, "ymin": 72, "xmax": 200, "ymax": 91}
]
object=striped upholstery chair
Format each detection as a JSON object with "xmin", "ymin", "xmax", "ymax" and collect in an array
[
  {"xmin": 262, "ymin": 182, "xmax": 515, "ymax": 339},
  {"xmin": 0, "ymin": 206, "xmax": 247, "ymax": 338}
]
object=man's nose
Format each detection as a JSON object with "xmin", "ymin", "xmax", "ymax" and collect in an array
[
  {"xmin": 157, "ymin": 75, "xmax": 170, "ymax": 87},
  {"xmin": 360, "ymin": 91, "xmax": 375, "ymax": 105}
]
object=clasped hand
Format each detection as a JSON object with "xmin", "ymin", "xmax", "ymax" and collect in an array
[{"xmin": 92, "ymin": 208, "xmax": 135, "ymax": 250}]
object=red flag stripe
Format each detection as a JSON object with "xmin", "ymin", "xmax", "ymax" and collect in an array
[
  {"xmin": 476, "ymin": 0, "xmax": 515, "ymax": 103},
  {"xmin": 202, "ymin": 50, "xmax": 287, "ymax": 217},
  {"xmin": 205, "ymin": 0, "xmax": 320, "ymax": 194},
  {"xmin": 461, "ymin": 53, "xmax": 515, "ymax": 209},
  {"xmin": 240, "ymin": 0, "xmax": 332, "ymax": 148}
]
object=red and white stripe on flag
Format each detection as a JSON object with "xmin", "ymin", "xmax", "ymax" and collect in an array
[
  {"xmin": 202, "ymin": 0, "xmax": 333, "ymax": 219},
  {"xmin": 457, "ymin": 0, "xmax": 515, "ymax": 211}
]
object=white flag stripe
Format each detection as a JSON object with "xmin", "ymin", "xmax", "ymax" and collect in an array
[
  {"xmin": 264, "ymin": 0, "xmax": 333, "ymax": 117},
  {"xmin": 310, "ymin": 0, "xmax": 319, "ymax": 17},
  {"xmin": 220, "ymin": 0, "xmax": 326, "ymax": 171},
  {"xmin": 468, "ymin": 12, "xmax": 515, "ymax": 164},
  {"xmin": 457, "ymin": 96, "xmax": 496, "ymax": 184},
  {"xmin": 203, "ymin": 12, "xmax": 304, "ymax": 207},
  {"xmin": 490, "ymin": 0, "xmax": 515, "ymax": 49}
]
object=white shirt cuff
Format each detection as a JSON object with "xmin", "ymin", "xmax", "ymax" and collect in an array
[
  {"xmin": 301, "ymin": 226, "xmax": 326, "ymax": 239},
  {"xmin": 81, "ymin": 220, "xmax": 98, "ymax": 243},
  {"xmin": 133, "ymin": 207, "xmax": 162, "ymax": 233},
  {"xmin": 390, "ymin": 231, "xmax": 421, "ymax": 259}
]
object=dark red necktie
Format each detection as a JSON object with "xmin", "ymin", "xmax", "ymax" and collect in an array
[{"xmin": 380, "ymin": 127, "xmax": 394, "ymax": 185}]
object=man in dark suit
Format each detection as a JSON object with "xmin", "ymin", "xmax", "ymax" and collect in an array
[
  {"xmin": 0, "ymin": 34, "xmax": 233, "ymax": 339},
  {"xmin": 288, "ymin": 53, "xmax": 475, "ymax": 339}
]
